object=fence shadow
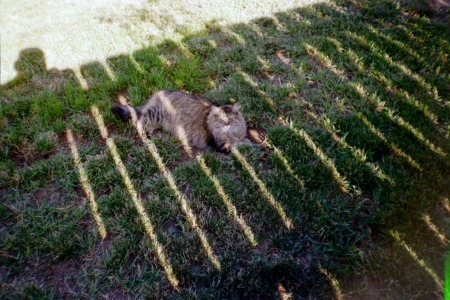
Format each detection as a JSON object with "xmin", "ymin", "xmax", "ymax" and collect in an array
[{"xmin": 1, "ymin": 0, "xmax": 449, "ymax": 298}]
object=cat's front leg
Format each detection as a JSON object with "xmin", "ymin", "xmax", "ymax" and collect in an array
[{"xmin": 136, "ymin": 118, "xmax": 146, "ymax": 138}]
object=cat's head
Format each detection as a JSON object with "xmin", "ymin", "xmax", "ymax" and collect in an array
[
  {"xmin": 207, "ymin": 103, "xmax": 247, "ymax": 151},
  {"xmin": 207, "ymin": 103, "xmax": 246, "ymax": 131}
]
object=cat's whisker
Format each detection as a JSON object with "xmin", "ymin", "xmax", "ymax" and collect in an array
[
  {"xmin": 197, "ymin": 155, "xmax": 258, "ymax": 246},
  {"xmin": 231, "ymin": 147, "xmax": 294, "ymax": 230},
  {"xmin": 90, "ymin": 105, "xmax": 180, "ymax": 288},
  {"xmin": 390, "ymin": 230, "xmax": 443, "ymax": 288},
  {"xmin": 66, "ymin": 129, "xmax": 107, "ymax": 239}
]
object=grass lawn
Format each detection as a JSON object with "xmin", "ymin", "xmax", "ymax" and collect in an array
[{"xmin": 1, "ymin": 0, "xmax": 449, "ymax": 298}]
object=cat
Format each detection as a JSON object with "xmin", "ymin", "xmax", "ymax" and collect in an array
[{"xmin": 111, "ymin": 90, "xmax": 250, "ymax": 152}]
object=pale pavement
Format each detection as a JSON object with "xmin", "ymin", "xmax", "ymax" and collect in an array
[{"xmin": 1, "ymin": 0, "xmax": 324, "ymax": 85}]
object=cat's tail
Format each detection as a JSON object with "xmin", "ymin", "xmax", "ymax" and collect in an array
[{"xmin": 111, "ymin": 105, "xmax": 142, "ymax": 122}]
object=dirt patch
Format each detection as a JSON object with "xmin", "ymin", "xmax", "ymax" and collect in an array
[
  {"xmin": 162, "ymin": 219, "xmax": 183, "ymax": 236},
  {"xmin": 276, "ymin": 50, "xmax": 295, "ymax": 69},
  {"xmin": 341, "ymin": 274, "xmax": 393, "ymax": 300},
  {"xmin": 431, "ymin": 0, "xmax": 450, "ymax": 23},
  {"xmin": 31, "ymin": 187, "xmax": 65, "ymax": 205},
  {"xmin": 259, "ymin": 69, "xmax": 293, "ymax": 88},
  {"xmin": 11, "ymin": 139, "xmax": 37, "ymax": 167},
  {"xmin": 47, "ymin": 259, "xmax": 81, "ymax": 295},
  {"xmin": 400, "ymin": 0, "xmax": 449, "ymax": 23}
]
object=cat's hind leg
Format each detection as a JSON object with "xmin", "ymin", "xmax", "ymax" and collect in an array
[{"xmin": 136, "ymin": 116, "xmax": 158, "ymax": 138}]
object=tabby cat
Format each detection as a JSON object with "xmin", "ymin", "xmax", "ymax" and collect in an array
[{"xmin": 112, "ymin": 90, "xmax": 250, "ymax": 151}]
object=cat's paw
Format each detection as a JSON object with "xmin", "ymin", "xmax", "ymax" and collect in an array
[{"xmin": 219, "ymin": 142, "xmax": 232, "ymax": 153}]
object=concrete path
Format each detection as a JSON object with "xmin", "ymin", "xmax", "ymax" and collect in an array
[{"xmin": 1, "ymin": 0, "xmax": 323, "ymax": 85}]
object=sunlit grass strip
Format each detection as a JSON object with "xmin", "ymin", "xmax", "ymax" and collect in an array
[
  {"xmin": 396, "ymin": 24, "xmax": 430, "ymax": 52},
  {"xmin": 139, "ymin": 135, "xmax": 221, "ymax": 270},
  {"xmin": 196, "ymin": 155, "xmax": 258, "ymax": 246},
  {"xmin": 73, "ymin": 68, "xmax": 89, "ymax": 90},
  {"xmin": 263, "ymin": 44, "xmax": 351, "ymax": 192},
  {"xmin": 357, "ymin": 113, "xmax": 422, "ymax": 171},
  {"xmin": 306, "ymin": 110, "xmax": 393, "ymax": 185},
  {"xmin": 277, "ymin": 283, "xmax": 293, "ymax": 300},
  {"xmin": 257, "ymin": 55, "xmax": 271, "ymax": 70},
  {"xmin": 350, "ymin": 32, "xmax": 439, "ymax": 98},
  {"xmin": 120, "ymin": 100, "xmax": 221, "ymax": 270},
  {"xmin": 351, "ymin": 82, "xmax": 446, "ymax": 158},
  {"xmin": 422, "ymin": 214, "xmax": 448, "ymax": 245},
  {"xmin": 387, "ymin": 110, "xmax": 446, "ymax": 157},
  {"xmin": 101, "ymin": 61, "xmax": 117, "ymax": 82},
  {"xmin": 231, "ymin": 147, "xmax": 293, "ymax": 229},
  {"xmin": 308, "ymin": 40, "xmax": 445, "ymax": 158},
  {"xmin": 237, "ymin": 69, "xmax": 276, "ymax": 109},
  {"xmin": 375, "ymin": 71, "xmax": 440, "ymax": 125},
  {"xmin": 269, "ymin": 143, "xmax": 306, "ymax": 189},
  {"xmin": 366, "ymin": 24, "xmax": 425, "ymax": 64},
  {"xmin": 221, "ymin": 27, "xmax": 246, "ymax": 45},
  {"xmin": 287, "ymin": 124, "xmax": 351, "ymax": 194},
  {"xmin": 66, "ymin": 129, "xmax": 107, "ymax": 239},
  {"xmin": 328, "ymin": 37, "xmax": 440, "ymax": 126},
  {"xmin": 443, "ymin": 198, "xmax": 450, "ymax": 215},
  {"xmin": 305, "ymin": 44, "xmax": 428, "ymax": 166},
  {"xmin": 390, "ymin": 230, "xmax": 443, "ymax": 288},
  {"xmin": 129, "ymin": 54, "xmax": 145, "ymax": 74},
  {"xmin": 319, "ymin": 267, "xmax": 343, "ymax": 300},
  {"xmin": 249, "ymin": 23, "xmax": 264, "ymax": 38},
  {"xmin": 90, "ymin": 105, "xmax": 179, "ymax": 288},
  {"xmin": 303, "ymin": 43, "xmax": 346, "ymax": 80}
]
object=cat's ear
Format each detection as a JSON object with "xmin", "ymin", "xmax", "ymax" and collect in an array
[
  {"xmin": 210, "ymin": 105, "xmax": 220, "ymax": 114},
  {"xmin": 232, "ymin": 103, "xmax": 241, "ymax": 112}
]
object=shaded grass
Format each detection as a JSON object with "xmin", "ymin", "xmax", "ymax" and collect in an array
[{"xmin": 1, "ymin": 0, "xmax": 449, "ymax": 298}]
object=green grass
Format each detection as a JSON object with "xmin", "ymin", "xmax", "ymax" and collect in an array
[{"xmin": 1, "ymin": 0, "xmax": 449, "ymax": 298}]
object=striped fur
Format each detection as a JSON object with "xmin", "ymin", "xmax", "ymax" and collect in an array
[{"xmin": 112, "ymin": 90, "xmax": 248, "ymax": 151}]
